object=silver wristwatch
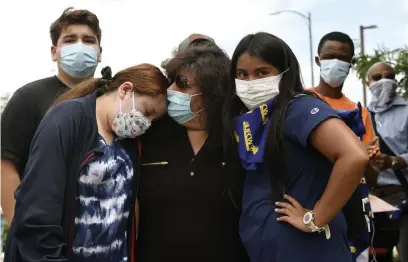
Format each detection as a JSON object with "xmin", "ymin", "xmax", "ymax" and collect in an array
[
  {"xmin": 303, "ymin": 211, "xmax": 331, "ymax": 239},
  {"xmin": 391, "ymin": 156, "xmax": 399, "ymax": 170}
]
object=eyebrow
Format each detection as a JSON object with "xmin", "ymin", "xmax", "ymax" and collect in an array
[
  {"xmin": 62, "ymin": 34, "xmax": 77, "ymax": 39},
  {"xmin": 62, "ymin": 34, "xmax": 97, "ymax": 40},
  {"xmin": 254, "ymin": 66, "xmax": 274, "ymax": 71},
  {"xmin": 236, "ymin": 66, "xmax": 274, "ymax": 71},
  {"xmin": 83, "ymin": 34, "xmax": 97, "ymax": 40}
]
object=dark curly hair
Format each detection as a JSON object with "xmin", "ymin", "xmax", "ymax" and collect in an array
[
  {"xmin": 162, "ymin": 44, "xmax": 231, "ymax": 150},
  {"xmin": 50, "ymin": 7, "xmax": 102, "ymax": 46}
]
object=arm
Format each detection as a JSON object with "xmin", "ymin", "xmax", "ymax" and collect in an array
[
  {"xmin": 361, "ymin": 110, "xmax": 380, "ymax": 187},
  {"xmin": 276, "ymin": 97, "xmax": 368, "ymax": 232},
  {"xmin": 389, "ymin": 112, "xmax": 408, "ymax": 169},
  {"xmin": 13, "ymin": 102, "xmax": 80, "ymax": 262},
  {"xmin": 310, "ymin": 118, "xmax": 370, "ymax": 227},
  {"xmin": 1, "ymin": 91, "xmax": 36, "ymax": 224},
  {"xmin": 0, "ymin": 160, "xmax": 20, "ymax": 223},
  {"xmin": 394, "ymin": 155, "xmax": 407, "ymax": 169}
]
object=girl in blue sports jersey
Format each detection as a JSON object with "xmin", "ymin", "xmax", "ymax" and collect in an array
[{"xmin": 223, "ymin": 32, "xmax": 371, "ymax": 262}]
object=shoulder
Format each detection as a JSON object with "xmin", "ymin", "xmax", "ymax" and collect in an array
[
  {"xmin": 30, "ymin": 99, "xmax": 87, "ymax": 155},
  {"xmin": 306, "ymin": 87, "xmax": 316, "ymax": 93},
  {"xmin": 286, "ymin": 94, "xmax": 336, "ymax": 116},
  {"xmin": 361, "ymin": 106, "xmax": 371, "ymax": 119},
  {"xmin": 15, "ymin": 77, "xmax": 62, "ymax": 96},
  {"xmin": 284, "ymin": 95, "xmax": 340, "ymax": 147},
  {"xmin": 39, "ymin": 99, "xmax": 86, "ymax": 132},
  {"xmin": 140, "ymin": 114, "xmax": 184, "ymax": 143},
  {"xmin": 10, "ymin": 77, "xmax": 64, "ymax": 109},
  {"xmin": 396, "ymin": 97, "xmax": 408, "ymax": 113},
  {"xmin": 1, "ymin": 79, "xmax": 61, "ymax": 121}
]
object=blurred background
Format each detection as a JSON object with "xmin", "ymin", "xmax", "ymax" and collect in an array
[
  {"xmin": 0, "ymin": 0, "xmax": 407, "ymax": 112},
  {"xmin": 0, "ymin": 0, "xmax": 407, "ymax": 258}
]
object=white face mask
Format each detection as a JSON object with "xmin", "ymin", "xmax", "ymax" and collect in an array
[
  {"xmin": 319, "ymin": 59, "xmax": 350, "ymax": 87},
  {"xmin": 235, "ymin": 72, "xmax": 285, "ymax": 110}
]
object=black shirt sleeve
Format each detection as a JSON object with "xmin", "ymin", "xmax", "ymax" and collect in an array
[
  {"xmin": 1, "ymin": 90, "xmax": 37, "ymax": 175},
  {"xmin": 13, "ymin": 101, "xmax": 82, "ymax": 262}
]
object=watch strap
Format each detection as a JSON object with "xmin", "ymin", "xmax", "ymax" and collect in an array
[{"xmin": 304, "ymin": 211, "xmax": 331, "ymax": 239}]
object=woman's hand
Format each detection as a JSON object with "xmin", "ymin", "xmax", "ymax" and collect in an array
[{"xmin": 275, "ymin": 194, "xmax": 312, "ymax": 233}]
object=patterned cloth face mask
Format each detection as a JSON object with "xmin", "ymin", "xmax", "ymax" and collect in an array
[{"xmin": 112, "ymin": 92, "xmax": 151, "ymax": 139}]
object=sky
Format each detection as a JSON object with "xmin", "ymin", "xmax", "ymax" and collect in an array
[{"xmin": 0, "ymin": 0, "xmax": 407, "ymax": 105}]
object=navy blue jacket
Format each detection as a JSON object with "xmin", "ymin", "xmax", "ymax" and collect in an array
[{"xmin": 4, "ymin": 91, "xmax": 140, "ymax": 262}]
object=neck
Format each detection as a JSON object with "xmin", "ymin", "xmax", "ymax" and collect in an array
[
  {"xmin": 315, "ymin": 78, "xmax": 343, "ymax": 99},
  {"xmin": 96, "ymin": 95, "xmax": 114, "ymax": 145},
  {"xmin": 57, "ymin": 67, "xmax": 93, "ymax": 87},
  {"xmin": 187, "ymin": 129, "xmax": 208, "ymax": 155}
]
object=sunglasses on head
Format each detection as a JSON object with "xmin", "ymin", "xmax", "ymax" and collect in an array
[{"xmin": 371, "ymin": 73, "xmax": 395, "ymax": 82}]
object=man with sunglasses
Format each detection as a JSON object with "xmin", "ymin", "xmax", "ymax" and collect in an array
[{"xmin": 368, "ymin": 62, "xmax": 408, "ymax": 262}]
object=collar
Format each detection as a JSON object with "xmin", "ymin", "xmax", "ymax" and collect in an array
[
  {"xmin": 368, "ymin": 95, "xmax": 407, "ymax": 112},
  {"xmin": 391, "ymin": 95, "xmax": 407, "ymax": 106}
]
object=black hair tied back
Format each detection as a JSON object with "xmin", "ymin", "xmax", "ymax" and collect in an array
[{"xmin": 100, "ymin": 66, "xmax": 113, "ymax": 90}]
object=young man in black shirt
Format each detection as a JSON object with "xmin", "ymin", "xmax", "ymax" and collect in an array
[{"xmin": 1, "ymin": 7, "xmax": 103, "ymax": 224}]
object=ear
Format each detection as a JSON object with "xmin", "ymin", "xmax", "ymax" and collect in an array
[
  {"xmin": 51, "ymin": 46, "xmax": 57, "ymax": 62},
  {"xmin": 351, "ymin": 57, "xmax": 357, "ymax": 65},
  {"xmin": 315, "ymin": 56, "xmax": 320, "ymax": 67},
  {"xmin": 117, "ymin": 81, "xmax": 134, "ymax": 100},
  {"xmin": 98, "ymin": 46, "xmax": 103, "ymax": 63}
]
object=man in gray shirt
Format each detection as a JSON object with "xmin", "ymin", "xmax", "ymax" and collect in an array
[{"xmin": 368, "ymin": 62, "xmax": 408, "ymax": 261}]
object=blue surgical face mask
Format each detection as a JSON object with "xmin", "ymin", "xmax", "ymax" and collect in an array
[
  {"xmin": 167, "ymin": 90, "xmax": 203, "ymax": 124},
  {"xmin": 320, "ymin": 59, "xmax": 351, "ymax": 87},
  {"xmin": 60, "ymin": 43, "xmax": 98, "ymax": 78}
]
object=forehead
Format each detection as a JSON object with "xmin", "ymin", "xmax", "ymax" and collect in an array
[
  {"xmin": 369, "ymin": 64, "xmax": 394, "ymax": 75},
  {"xmin": 59, "ymin": 24, "xmax": 98, "ymax": 40},
  {"xmin": 237, "ymin": 52, "xmax": 272, "ymax": 69},
  {"xmin": 320, "ymin": 40, "xmax": 351, "ymax": 56},
  {"xmin": 149, "ymin": 93, "xmax": 166, "ymax": 105},
  {"xmin": 149, "ymin": 94, "xmax": 167, "ymax": 115}
]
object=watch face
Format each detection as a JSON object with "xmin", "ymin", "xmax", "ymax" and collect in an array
[{"xmin": 303, "ymin": 212, "xmax": 312, "ymax": 224}]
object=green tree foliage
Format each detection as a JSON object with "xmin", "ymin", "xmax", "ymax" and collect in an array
[{"xmin": 353, "ymin": 47, "xmax": 408, "ymax": 99}]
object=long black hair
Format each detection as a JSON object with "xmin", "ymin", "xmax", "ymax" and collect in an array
[{"xmin": 223, "ymin": 32, "xmax": 308, "ymax": 200}]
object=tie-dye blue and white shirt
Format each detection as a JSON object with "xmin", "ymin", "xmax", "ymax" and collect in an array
[{"xmin": 72, "ymin": 135, "xmax": 134, "ymax": 262}]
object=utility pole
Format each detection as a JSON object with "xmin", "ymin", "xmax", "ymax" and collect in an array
[
  {"xmin": 308, "ymin": 12, "xmax": 314, "ymax": 87},
  {"xmin": 359, "ymin": 25, "xmax": 378, "ymax": 105},
  {"xmin": 270, "ymin": 10, "xmax": 314, "ymax": 87}
]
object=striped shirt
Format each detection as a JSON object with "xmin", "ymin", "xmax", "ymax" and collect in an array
[{"xmin": 72, "ymin": 135, "xmax": 134, "ymax": 262}]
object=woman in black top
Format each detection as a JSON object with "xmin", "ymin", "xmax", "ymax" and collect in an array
[{"xmin": 136, "ymin": 41, "xmax": 249, "ymax": 261}]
